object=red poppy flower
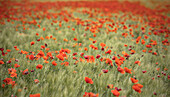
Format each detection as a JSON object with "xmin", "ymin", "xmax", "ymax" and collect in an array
[
  {"xmin": 83, "ymin": 92, "xmax": 99, "ymax": 97},
  {"xmin": 124, "ymin": 67, "xmax": 132, "ymax": 74},
  {"xmin": 10, "ymin": 72, "xmax": 17, "ymax": 78},
  {"xmin": 85, "ymin": 77, "xmax": 93, "ymax": 84},
  {"xmin": 111, "ymin": 89, "xmax": 120, "ymax": 97},
  {"xmin": 30, "ymin": 93, "xmax": 40, "ymax": 97},
  {"xmin": 36, "ymin": 64, "xmax": 43, "ymax": 69},
  {"xmin": 2, "ymin": 84, "xmax": 5, "ymax": 88},
  {"xmin": 117, "ymin": 66, "xmax": 125, "ymax": 74},
  {"xmin": 132, "ymin": 84, "xmax": 143, "ymax": 93},
  {"xmin": 73, "ymin": 38, "xmax": 78, "ymax": 41},
  {"xmin": 3, "ymin": 78, "xmax": 12, "ymax": 85},
  {"xmin": 142, "ymin": 71, "xmax": 147, "ymax": 73},
  {"xmin": 34, "ymin": 79, "xmax": 39, "ymax": 83},
  {"xmin": 0, "ymin": 60, "xmax": 4, "ymax": 64},
  {"xmin": 100, "ymin": 43, "xmax": 106, "ymax": 47},
  {"xmin": 22, "ymin": 69, "xmax": 29, "ymax": 75},
  {"xmin": 43, "ymin": 27, "xmax": 46, "ymax": 31},
  {"xmin": 31, "ymin": 41, "xmax": 35, "ymax": 46},
  {"xmin": 102, "ymin": 69, "xmax": 108, "ymax": 73},
  {"xmin": 14, "ymin": 64, "xmax": 20, "ymax": 68},
  {"xmin": 80, "ymin": 53, "xmax": 84, "ymax": 57},
  {"xmin": 131, "ymin": 77, "xmax": 138, "ymax": 83},
  {"xmin": 105, "ymin": 49, "xmax": 112, "ymax": 54},
  {"xmin": 29, "ymin": 55, "xmax": 35, "ymax": 61},
  {"xmin": 56, "ymin": 54, "xmax": 64, "ymax": 61},
  {"xmin": 52, "ymin": 61, "xmax": 57, "ymax": 66},
  {"xmin": 96, "ymin": 54, "xmax": 100, "ymax": 59}
]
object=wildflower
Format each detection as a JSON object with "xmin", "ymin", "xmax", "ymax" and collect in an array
[
  {"xmin": 102, "ymin": 69, "xmax": 108, "ymax": 73},
  {"xmin": 31, "ymin": 41, "xmax": 35, "ymax": 46},
  {"xmin": 111, "ymin": 89, "xmax": 120, "ymax": 97},
  {"xmin": 85, "ymin": 77, "xmax": 93, "ymax": 84},
  {"xmin": 36, "ymin": 64, "xmax": 43, "ymax": 69},
  {"xmin": 132, "ymin": 84, "xmax": 143, "ymax": 93},
  {"xmin": 34, "ymin": 79, "xmax": 39, "ymax": 83},
  {"xmin": 22, "ymin": 69, "xmax": 29, "ymax": 75},
  {"xmin": 30, "ymin": 93, "xmax": 40, "ymax": 97},
  {"xmin": 117, "ymin": 66, "xmax": 125, "ymax": 74},
  {"xmin": 131, "ymin": 77, "xmax": 138, "ymax": 83},
  {"xmin": 52, "ymin": 61, "xmax": 57, "ymax": 66},
  {"xmin": 83, "ymin": 92, "xmax": 99, "ymax": 97},
  {"xmin": 124, "ymin": 67, "xmax": 132, "ymax": 74}
]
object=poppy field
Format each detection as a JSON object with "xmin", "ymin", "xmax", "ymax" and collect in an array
[{"xmin": 0, "ymin": 0, "xmax": 170, "ymax": 97}]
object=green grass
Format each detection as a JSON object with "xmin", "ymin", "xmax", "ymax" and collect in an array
[{"xmin": 0, "ymin": 0, "xmax": 170, "ymax": 97}]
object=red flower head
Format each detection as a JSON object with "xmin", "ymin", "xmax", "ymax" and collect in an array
[
  {"xmin": 83, "ymin": 92, "xmax": 99, "ymax": 97},
  {"xmin": 102, "ymin": 69, "xmax": 108, "ymax": 73},
  {"xmin": 34, "ymin": 79, "xmax": 39, "ymax": 84},
  {"xmin": 132, "ymin": 84, "xmax": 143, "ymax": 93},
  {"xmin": 131, "ymin": 77, "xmax": 138, "ymax": 83},
  {"xmin": 111, "ymin": 89, "xmax": 120, "ymax": 97},
  {"xmin": 85, "ymin": 77, "xmax": 93, "ymax": 84},
  {"xmin": 52, "ymin": 61, "xmax": 57, "ymax": 66},
  {"xmin": 117, "ymin": 66, "xmax": 125, "ymax": 74},
  {"xmin": 30, "ymin": 93, "xmax": 40, "ymax": 97},
  {"xmin": 124, "ymin": 67, "xmax": 132, "ymax": 74},
  {"xmin": 22, "ymin": 69, "xmax": 29, "ymax": 75},
  {"xmin": 36, "ymin": 64, "xmax": 43, "ymax": 69},
  {"xmin": 3, "ymin": 78, "xmax": 12, "ymax": 85},
  {"xmin": 31, "ymin": 41, "xmax": 35, "ymax": 46}
]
